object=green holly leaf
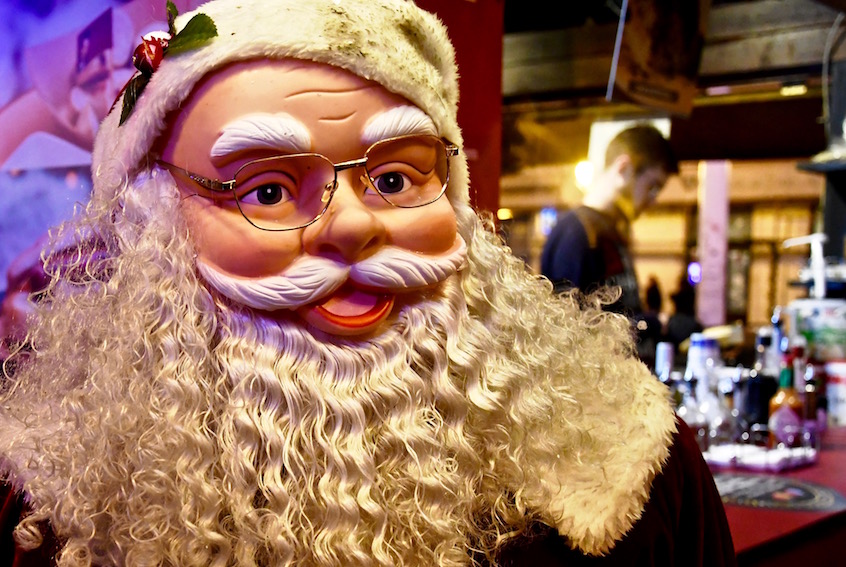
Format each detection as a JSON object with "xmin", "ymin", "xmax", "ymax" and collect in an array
[
  {"xmin": 166, "ymin": 1, "xmax": 178, "ymax": 36},
  {"xmin": 116, "ymin": 2, "xmax": 217, "ymax": 126},
  {"xmin": 119, "ymin": 73, "xmax": 151, "ymax": 126},
  {"xmin": 166, "ymin": 13, "xmax": 218, "ymax": 56}
]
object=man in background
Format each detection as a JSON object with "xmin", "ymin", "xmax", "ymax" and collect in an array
[{"xmin": 540, "ymin": 124, "xmax": 678, "ymax": 316}]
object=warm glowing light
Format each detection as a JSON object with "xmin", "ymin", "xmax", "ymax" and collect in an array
[
  {"xmin": 574, "ymin": 160, "xmax": 594, "ymax": 190},
  {"xmin": 497, "ymin": 208, "xmax": 514, "ymax": 221},
  {"xmin": 780, "ymin": 84, "xmax": 807, "ymax": 97}
]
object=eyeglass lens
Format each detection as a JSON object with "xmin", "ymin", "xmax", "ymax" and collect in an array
[{"xmin": 227, "ymin": 135, "xmax": 450, "ymax": 231}]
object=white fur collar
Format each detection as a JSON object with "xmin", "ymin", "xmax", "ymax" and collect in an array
[{"xmin": 529, "ymin": 374, "xmax": 676, "ymax": 555}]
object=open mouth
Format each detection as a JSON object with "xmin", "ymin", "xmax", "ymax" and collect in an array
[{"xmin": 297, "ymin": 283, "xmax": 395, "ymax": 336}]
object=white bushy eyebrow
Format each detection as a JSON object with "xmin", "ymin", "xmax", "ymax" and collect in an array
[
  {"xmin": 210, "ymin": 113, "xmax": 312, "ymax": 159},
  {"xmin": 362, "ymin": 106, "xmax": 437, "ymax": 145}
]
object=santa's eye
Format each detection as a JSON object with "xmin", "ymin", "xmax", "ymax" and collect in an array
[
  {"xmin": 240, "ymin": 184, "xmax": 292, "ymax": 206},
  {"xmin": 372, "ymin": 171, "xmax": 412, "ymax": 194}
]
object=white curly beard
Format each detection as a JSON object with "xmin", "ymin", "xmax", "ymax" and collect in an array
[
  {"xmin": 207, "ymin": 277, "xmax": 481, "ymax": 566},
  {"xmin": 5, "ymin": 274, "xmax": 488, "ymax": 567}
]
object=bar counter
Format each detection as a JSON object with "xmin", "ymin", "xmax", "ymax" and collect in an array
[{"xmin": 716, "ymin": 426, "xmax": 846, "ymax": 565}]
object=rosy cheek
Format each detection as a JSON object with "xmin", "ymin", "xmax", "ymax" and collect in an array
[
  {"xmin": 181, "ymin": 201, "xmax": 302, "ymax": 277},
  {"xmin": 383, "ymin": 200, "xmax": 458, "ymax": 254}
]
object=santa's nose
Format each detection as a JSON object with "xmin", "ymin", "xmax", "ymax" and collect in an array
[{"xmin": 301, "ymin": 176, "xmax": 387, "ymax": 264}]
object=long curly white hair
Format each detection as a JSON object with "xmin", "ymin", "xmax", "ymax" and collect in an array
[{"xmin": 1, "ymin": 163, "xmax": 648, "ymax": 566}]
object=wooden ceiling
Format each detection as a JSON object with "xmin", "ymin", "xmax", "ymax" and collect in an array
[{"xmin": 501, "ymin": 0, "xmax": 844, "ymax": 162}]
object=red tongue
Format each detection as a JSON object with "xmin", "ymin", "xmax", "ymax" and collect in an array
[
  {"xmin": 317, "ymin": 286, "xmax": 381, "ymax": 317},
  {"xmin": 298, "ymin": 285, "xmax": 395, "ymax": 335}
]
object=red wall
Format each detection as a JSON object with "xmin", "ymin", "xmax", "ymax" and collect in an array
[{"xmin": 416, "ymin": 0, "xmax": 504, "ymax": 215}]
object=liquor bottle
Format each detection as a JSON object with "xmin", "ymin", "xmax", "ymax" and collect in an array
[
  {"xmin": 768, "ymin": 364, "xmax": 804, "ymax": 448},
  {"xmin": 740, "ymin": 331, "xmax": 779, "ymax": 432},
  {"xmin": 791, "ymin": 338, "xmax": 808, "ymax": 391},
  {"xmin": 804, "ymin": 360, "xmax": 827, "ymax": 433}
]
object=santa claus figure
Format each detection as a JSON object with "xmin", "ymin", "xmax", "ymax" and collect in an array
[{"xmin": 0, "ymin": 1, "xmax": 735, "ymax": 565}]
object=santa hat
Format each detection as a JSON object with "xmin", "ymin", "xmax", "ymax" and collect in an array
[{"xmin": 91, "ymin": 0, "xmax": 468, "ymax": 204}]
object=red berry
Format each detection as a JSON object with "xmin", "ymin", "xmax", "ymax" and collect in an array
[{"xmin": 132, "ymin": 36, "xmax": 168, "ymax": 75}]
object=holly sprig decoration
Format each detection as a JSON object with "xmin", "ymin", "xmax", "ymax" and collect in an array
[{"xmin": 118, "ymin": 1, "xmax": 218, "ymax": 125}]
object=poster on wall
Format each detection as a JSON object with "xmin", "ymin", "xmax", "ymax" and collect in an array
[
  {"xmin": 0, "ymin": 0, "xmax": 203, "ymax": 352},
  {"xmin": 606, "ymin": 0, "xmax": 712, "ymax": 116}
]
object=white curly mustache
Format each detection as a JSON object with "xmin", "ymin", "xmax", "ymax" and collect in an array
[{"xmin": 197, "ymin": 237, "xmax": 467, "ymax": 311}]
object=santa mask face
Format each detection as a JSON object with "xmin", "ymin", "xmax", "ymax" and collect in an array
[{"xmin": 157, "ymin": 58, "xmax": 465, "ymax": 337}]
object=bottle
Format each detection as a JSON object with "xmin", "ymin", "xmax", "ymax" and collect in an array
[
  {"xmin": 693, "ymin": 337, "xmax": 721, "ymax": 405},
  {"xmin": 654, "ymin": 342, "xmax": 674, "ymax": 383},
  {"xmin": 677, "ymin": 334, "xmax": 708, "ymax": 449},
  {"xmin": 803, "ymin": 362, "xmax": 819, "ymax": 421},
  {"xmin": 741, "ymin": 330, "xmax": 779, "ymax": 433},
  {"xmin": 804, "ymin": 360, "xmax": 827, "ymax": 433},
  {"xmin": 683, "ymin": 333, "xmax": 707, "ymax": 390},
  {"xmin": 699, "ymin": 340, "xmax": 735, "ymax": 447},
  {"xmin": 791, "ymin": 338, "xmax": 808, "ymax": 391},
  {"xmin": 768, "ymin": 364, "xmax": 803, "ymax": 448},
  {"xmin": 677, "ymin": 380, "xmax": 708, "ymax": 451},
  {"xmin": 769, "ymin": 306, "xmax": 784, "ymax": 373},
  {"xmin": 801, "ymin": 360, "xmax": 821, "ymax": 447}
]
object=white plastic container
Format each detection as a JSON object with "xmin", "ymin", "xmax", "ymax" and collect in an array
[
  {"xmin": 786, "ymin": 298, "xmax": 846, "ymax": 361},
  {"xmin": 825, "ymin": 361, "xmax": 846, "ymax": 426}
]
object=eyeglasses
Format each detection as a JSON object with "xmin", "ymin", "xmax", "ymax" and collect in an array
[{"xmin": 157, "ymin": 134, "xmax": 459, "ymax": 231}]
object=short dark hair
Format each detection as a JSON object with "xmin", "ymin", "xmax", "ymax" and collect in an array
[{"xmin": 604, "ymin": 124, "xmax": 679, "ymax": 175}]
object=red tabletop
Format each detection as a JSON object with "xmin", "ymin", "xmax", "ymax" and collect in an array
[{"xmin": 720, "ymin": 426, "xmax": 846, "ymax": 565}]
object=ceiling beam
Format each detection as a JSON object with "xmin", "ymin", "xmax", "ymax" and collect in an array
[{"xmin": 503, "ymin": 0, "xmax": 843, "ymax": 99}]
